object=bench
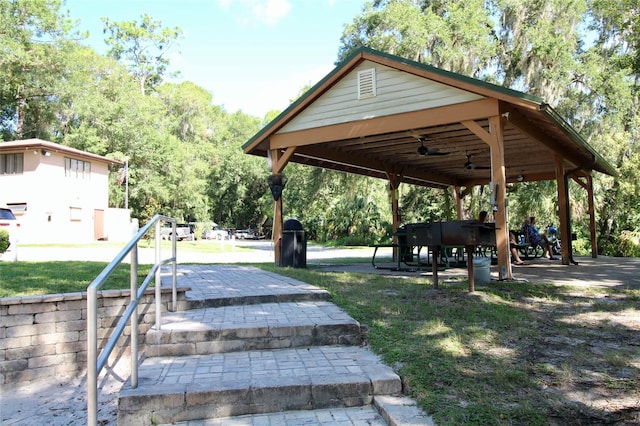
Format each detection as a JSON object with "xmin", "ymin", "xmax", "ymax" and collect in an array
[
  {"xmin": 475, "ymin": 242, "xmax": 533, "ymax": 263},
  {"xmin": 370, "ymin": 243, "xmax": 448, "ymax": 271}
]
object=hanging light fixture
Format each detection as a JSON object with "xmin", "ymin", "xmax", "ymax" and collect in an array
[{"xmin": 267, "ymin": 174, "xmax": 288, "ymax": 201}]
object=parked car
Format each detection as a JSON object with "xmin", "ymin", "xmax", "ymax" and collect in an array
[
  {"xmin": 202, "ymin": 226, "xmax": 229, "ymax": 240},
  {"xmin": 0, "ymin": 207, "xmax": 19, "ymax": 234},
  {"xmin": 0, "ymin": 207, "xmax": 20, "ymax": 260},
  {"xmin": 160, "ymin": 223, "xmax": 195, "ymax": 241},
  {"xmin": 234, "ymin": 229, "xmax": 259, "ymax": 240}
]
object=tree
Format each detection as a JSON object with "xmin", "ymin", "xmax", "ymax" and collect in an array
[
  {"xmin": 338, "ymin": 0, "xmax": 497, "ymax": 76},
  {"xmin": 207, "ymin": 110, "xmax": 265, "ymax": 228},
  {"xmin": 577, "ymin": 0, "xmax": 640, "ymax": 253},
  {"xmin": 495, "ymin": 0, "xmax": 587, "ymax": 104},
  {"xmin": 4, "ymin": 1, "xmax": 640, "ymax": 252},
  {"xmin": 102, "ymin": 14, "xmax": 183, "ymax": 95},
  {"xmin": 0, "ymin": 0, "xmax": 79, "ymax": 139}
]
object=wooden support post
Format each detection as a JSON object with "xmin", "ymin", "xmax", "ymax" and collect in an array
[
  {"xmin": 586, "ymin": 175, "xmax": 597, "ymax": 258},
  {"xmin": 555, "ymin": 155, "xmax": 570, "ymax": 265},
  {"xmin": 463, "ymin": 115, "xmax": 511, "ymax": 280},
  {"xmin": 489, "ymin": 115, "xmax": 510, "ymax": 280},
  {"xmin": 268, "ymin": 147, "xmax": 294, "ymax": 266},
  {"xmin": 386, "ymin": 171, "xmax": 403, "ymax": 262}
]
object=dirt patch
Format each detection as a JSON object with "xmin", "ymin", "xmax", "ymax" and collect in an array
[{"xmin": 486, "ymin": 286, "xmax": 640, "ymax": 424}]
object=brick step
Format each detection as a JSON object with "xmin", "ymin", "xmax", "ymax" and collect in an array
[
  {"xmin": 157, "ymin": 396, "xmax": 435, "ymax": 426},
  {"xmin": 146, "ymin": 301, "xmax": 362, "ymax": 357},
  {"xmin": 182, "ymin": 288, "xmax": 330, "ymax": 310},
  {"xmin": 167, "ymin": 265, "xmax": 331, "ymax": 310},
  {"xmin": 117, "ymin": 346, "xmax": 402, "ymax": 425}
]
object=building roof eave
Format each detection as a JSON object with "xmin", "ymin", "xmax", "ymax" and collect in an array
[{"xmin": 0, "ymin": 139, "xmax": 124, "ymax": 166}]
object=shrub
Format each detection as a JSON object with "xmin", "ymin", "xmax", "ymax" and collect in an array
[
  {"xmin": 0, "ymin": 229, "xmax": 9, "ymax": 253},
  {"xmin": 618, "ymin": 230, "xmax": 640, "ymax": 257}
]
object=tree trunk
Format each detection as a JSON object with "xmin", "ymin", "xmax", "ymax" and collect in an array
[{"xmin": 16, "ymin": 97, "xmax": 25, "ymax": 139}]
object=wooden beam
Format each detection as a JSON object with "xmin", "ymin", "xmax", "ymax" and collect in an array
[
  {"xmin": 461, "ymin": 119, "xmax": 492, "ymax": 145},
  {"xmin": 385, "ymin": 169, "xmax": 404, "ymax": 190},
  {"xmin": 463, "ymin": 115, "xmax": 511, "ymax": 279},
  {"xmin": 298, "ymin": 145, "xmax": 460, "ymax": 187},
  {"xmin": 555, "ymin": 155, "xmax": 570, "ymax": 265},
  {"xmin": 273, "ymin": 147, "xmax": 296, "ymax": 174},
  {"xmin": 504, "ymin": 106, "xmax": 588, "ymax": 169},
  {"xmin": 271, "ymin": 98, "xmax": 500, "ymax": 149}
]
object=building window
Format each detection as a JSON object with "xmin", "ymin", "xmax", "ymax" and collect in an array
[
  {"xmin": 0, "ymin": 153, "xmax": 24, "ymax": 174},
  {"xmin": 6, "ymin": 203, "xmax": 27, "ymax": 217},
  {"xmin": 65, "ymin": 157, "xmax": 91, "ymax": 179},
  {"xmin": 70, "ymin": 207, "xmax": 82, "ymax": 222}
]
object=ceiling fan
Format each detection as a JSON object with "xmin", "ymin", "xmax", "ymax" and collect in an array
[
  {"xmin": 464, "ymin": 154, "xmax": 491, "ymax": 170},
  {"xmin": 416, "ymin": 137, "xmax": 450, "ymax": 156}
]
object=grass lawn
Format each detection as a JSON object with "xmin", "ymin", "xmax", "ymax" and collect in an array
[
  {"xmin": 0, "ymin": 261, "xmax": 153, "ymax": 297},
  {"xmin": 2, "ymin": 260, "xmax": 638, "ymax": 424},
  {"xmin": 260, "ymin": 266, "xmax": 640, "ymax": 425},
  {"xmin": 20, "ymin": 239, "xmax": 254, "ymax": 254}
]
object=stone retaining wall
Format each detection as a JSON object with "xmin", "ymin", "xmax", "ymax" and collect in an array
[{"xmin": 0, "ymin": 287, "xmax": 189, "ymax": 385}]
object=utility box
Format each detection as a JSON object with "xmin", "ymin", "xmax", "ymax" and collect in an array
[{"xmin": 281, "ymin": 218, "xmax": 306, "ymax": 268}]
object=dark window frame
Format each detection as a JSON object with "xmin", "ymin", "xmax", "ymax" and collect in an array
[{"xmin": 0, "ymin": 153, "xmax": 24, "ymax": 175}]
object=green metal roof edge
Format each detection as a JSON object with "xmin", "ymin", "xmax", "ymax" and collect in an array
[
  {"xmin": 540, "ymin": 104, "xmax": 618, "ymax": 177},
  {"xmin": 243, "ymin": 47, "xmax": 547, "ymax": 151},
  {"xmin": 242, "ymin": 49, "xmax": 362, "ymax": 151}
]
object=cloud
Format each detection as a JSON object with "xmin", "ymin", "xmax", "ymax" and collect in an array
[
  {"xmin": 252, "ymin": 0, "xmax": 292, "ymax": 26},
  {"xmin": 216, "ymin": 0, "xmax": 292, "ymax": 26}
]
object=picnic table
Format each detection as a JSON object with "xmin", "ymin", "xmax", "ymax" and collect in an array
[
  {"xmin": 370, "ymin": 242, "xmax": 451, "ymax": 271},
  {"xmin": 372, "ymin": 221, "xmax": 498, "ymax": 291}
]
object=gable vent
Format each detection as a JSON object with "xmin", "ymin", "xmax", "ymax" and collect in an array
[{"xmin": 357, "ymin": 68, "xmax": 376, "ymax": 99}]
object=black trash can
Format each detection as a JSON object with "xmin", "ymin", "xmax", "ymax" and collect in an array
[{"xmin": 281, "ymin": 218, "xmax": 307, "ymax": 268}]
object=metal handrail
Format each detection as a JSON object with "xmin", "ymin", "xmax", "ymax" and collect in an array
[{"xmin": 87, "ymin": 214, "xmax": 178, "ymax": 426}]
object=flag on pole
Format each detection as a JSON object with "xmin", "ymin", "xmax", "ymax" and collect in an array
[{"xmin": 117, "ymin": 161, "xmax": 128, "ymax": 186}]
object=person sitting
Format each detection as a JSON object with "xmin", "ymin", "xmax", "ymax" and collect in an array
[
  {"xmin": 509, "ymin": 231, "xmax": 527, "ymax": 265},
  {"xmin": 522, "ymin": 216, "xmax": 557, "ymax": 260},
  {"xmin": 475, "ymin": 211, "xmax": 525, "ymax": 264}
]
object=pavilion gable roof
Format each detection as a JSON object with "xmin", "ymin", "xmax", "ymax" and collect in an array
[{"xmin": 244, "ymin": 47, "xmax": 616, "ymax": 187}]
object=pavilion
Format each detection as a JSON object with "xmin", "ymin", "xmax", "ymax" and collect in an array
[{"xmin": 243, "ymin": 47, "xmax": 616, "ymax": 280}]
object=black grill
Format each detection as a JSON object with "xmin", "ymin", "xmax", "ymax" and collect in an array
[
  {"xmin": 405, "ymin": 220, "xmax": 496, "ymax": 247},
  {"xmin": 404, "ymin": 222, "xmax": 441, "ymax": 247}
]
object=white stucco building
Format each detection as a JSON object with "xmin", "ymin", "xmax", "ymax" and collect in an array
[{"xmin": 0, "ymin": 138, "xmax": 132, "ymax": 244}]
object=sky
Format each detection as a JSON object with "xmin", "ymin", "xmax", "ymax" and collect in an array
[{"xmin": 65, "ymin": 0, "xmax": 367, "ymax": 118}]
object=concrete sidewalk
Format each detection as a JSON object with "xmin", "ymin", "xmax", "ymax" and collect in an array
[{"xmin": 317, "ymin": 255, "xmax": 640, "ymax": 290}]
